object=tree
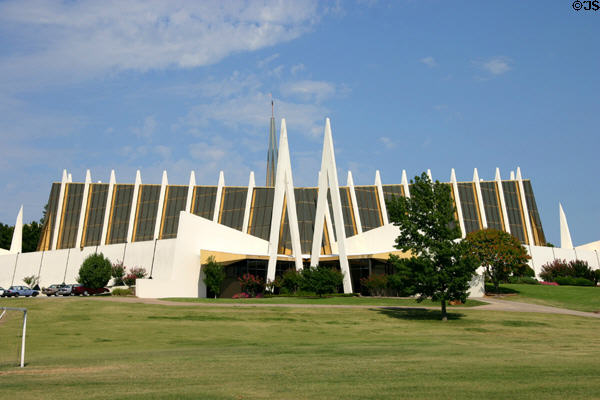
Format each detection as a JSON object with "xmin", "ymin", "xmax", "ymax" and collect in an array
[
  {"xmin": 465, "ymin": 229, "xmax": 530, "ymax": 294},
  {"xmin": 387, "ymin": 172, "xmax": 478, "ymax": 321},
  {"xmin": 203, "ymin": 256, "xmax": 225, "ymax": 298},
  {"xmin": 300, "ymin": 265, "xmax": 344, "ymax": 297},
  {"xmin": 77, "ymin": 253, "xmax": 112, "ymax": 289}
]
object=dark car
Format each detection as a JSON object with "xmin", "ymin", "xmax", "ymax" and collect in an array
[
  {"xmin": 71, "ymin": 284, "xmax": 109, "ymax": 296},
  {"xmin": 42, "ymin": 284, "xmax": 64, "ymax": 296},
  {"xmin": 3, "ymin": 286, "xmax": 39, "ymax": 297}
]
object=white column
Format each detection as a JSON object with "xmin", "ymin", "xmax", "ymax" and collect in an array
[
  {"xmin": 75, "ymin": 170, "xmax": 92, "ymax": 248},
  {"xmin": 67, "ymin": 173, "xmax": 73, "ymax": 183},
  {"xmin": 516, "ymin": 167, "xmax": 535, "ymax": 245},
  {"xmin": 347, "ymin": 171, "xmax": 362, "ymax": 234},
  {"xmin": 51, "ymin": 169, "xmax": 68, "ymax": 250},
  {"xmin": 401, "ymin": 169, "xmax": 410, "ymax": 198},
  {"xmin": 495, "ymin": 168, "xmax": 511, "ymax": 234},
  {"xmin": 213, "ymin": 171, "xmax": 225, "ymax": 222},
  {"xmin": 559, "ymin": 203, "xmax": 574, "ymax": 249},
  {"xmin": 126, "ymin": 170, "xmax": 142, "ymax": 243},
  {"xmin": 375, "ymin": 170, "xmax": 389, "ymax": 225},
  {"xmin": 242, "ymin": 171, "xmax": 255, "ymax": 234},
  {"xmin": 510, "ymin": 170, "xmax": 515, "ymax": 180},
  {"xmin": 473, "ymin": 168, "xmax": 487, "ymax": 229},
  {"xmin": 100, "ymin": 170, "xmax": 116, "ymax": 245},
  {"xmin": 309, "ymin": 118, "xmax": 352, "ymax": 293},
  {"xmin": 427, "ymin": 169, "xmax": 433, "ymax": 182},
  {"xmin": 9, "ymin": 205, "xmax": 23, "ymax": 254},
  {"xmin": 185, "ymin": 171, "xmax": 196, "ymax": 213},
  {"xmin": 153, "ymin": 170, "xmax": 168, "ymax": 240},
  {"xmin": 450, "ymin": 168, "xmax": 466, "ymax": 238}
]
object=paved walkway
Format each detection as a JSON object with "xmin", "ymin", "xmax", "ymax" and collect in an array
[{"xmin": 94, "ymin": 296, "xmax": 600, "ymax": 319}]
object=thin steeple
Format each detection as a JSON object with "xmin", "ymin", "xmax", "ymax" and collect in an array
[{"xmin": 266, "ymin": 99, "xmax": 278, "ymax": 186}]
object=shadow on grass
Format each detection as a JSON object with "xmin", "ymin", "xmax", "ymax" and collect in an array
[
  {"xmin": 375, "ymin": 307, "xmax": 465, "ymax": 321},
  {"xmin": 484, "ymin": 284, "xmax": 520, "ymax": 295}
]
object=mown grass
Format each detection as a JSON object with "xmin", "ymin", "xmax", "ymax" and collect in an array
[
  {"xmin": 162, "ymin": 296, "xmax": 486, "ymax": 307},
  {"xmin": 493, "ymin": 283, "xmax": 600, "ymax": 312},
  {"xmin": 0, "ymin": 297, "xmax": 598, "ymax": 399}
]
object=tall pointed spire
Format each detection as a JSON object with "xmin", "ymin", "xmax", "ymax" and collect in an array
[
  {"xmin": 266, "ymin": 99, "xmax": 278, "ymax": 186},
  {"xmin": 559, "ymin": 203, "xmax": 574, "ymax": 249}
]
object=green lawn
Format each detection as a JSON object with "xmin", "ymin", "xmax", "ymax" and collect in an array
[
  {"xmin": 162, "ymin": 296, "xmax": 486, "ymax": 307},
  {"xmin": 1, "ymin": 297, "xmax": 599, "ymax": 399},
  {"xmin": 493, "ymin": 283, "xmax": 600, "ymax": 312}
]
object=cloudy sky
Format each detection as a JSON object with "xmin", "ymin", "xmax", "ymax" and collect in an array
[{"xmin": 0, "ymin": 1, "xmax": 598, "ymax": 246}]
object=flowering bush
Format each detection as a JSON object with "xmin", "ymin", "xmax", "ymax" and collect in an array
[
  {"xmin": 238, "ymin": 274, "xmax": 265, "ymax": 297},
  {"xmin": 232, "ymin": 292, "xmax": 250, "ymax": 299},
  {"xmin": 360, "ymin": 274, "xmax": 388, "ymax": 296},
  {"xmin": 111, "ymin": 260, "xmax": 126, "ymax": 286},
  {"xmin": 540, "ymin": 281, "xmax": 559, "ymax": 286},
  {"xmin": 540, "ymin": 259, "xmax": 595, "ymax": 282},
  {"xmin": 123, "ymin": 266, "xmax": 147, "ymax": 287}
]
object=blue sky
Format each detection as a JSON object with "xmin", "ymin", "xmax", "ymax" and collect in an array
[{"xmin": 0, "ymin": 1, "xmax": 598, "ymax": 246}]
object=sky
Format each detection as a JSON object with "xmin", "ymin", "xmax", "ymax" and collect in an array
[{"xmin": 0, "ymin": 1, "xmax": 598, "ymax": 246}]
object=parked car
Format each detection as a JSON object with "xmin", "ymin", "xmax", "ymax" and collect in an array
[
  {"xmin": 71, "ymin": 284, "xmax": 109, "ymax": 296},
  {"xmin": 42, "ymin": 284, "xmax": 64, "ymax": 296},
  {"xmin": 0, "ymin": 287, "xmax": 4, "ymax": 296},
  {"xmin": 57, "ymin": 284, "xmax": 74, "ymax": 296},
  {"xmin": 2, "ymin": 286, "xmax": 39, "ymax": 297}
]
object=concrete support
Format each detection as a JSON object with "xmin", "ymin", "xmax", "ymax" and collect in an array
[
  {"xmin": 473, "ymin": 168, "xmax": 487, "ymax": 229},
  {"xmin": 559, "ymin": 203, "xmax": 574, "ymax": 249},
  {"xmin": 75, "ymin": 170, "xmax": 92, "ymax": 248},
  {"xmin": 185, "ymin": 171, "xmax": 196, "ymax": 213},
  {"xmin": 516, "ymin": 167, "xmax": 535, "ymax": 245},
  {"xmin": 100, "ymin": 170, "xmax": 116, "ymax": 245},
  {"xmin": 126, "ymin": 170, "xmax": 141, "ymax": 243},
  {"xmin": 427, "ymin": 169, "xmax": 433, "ymax": 182},
  {"xmin": 153, "ymin": 171, "xmax": 168, "ymax": 240},
  {"xmin": 347, "ymin": 171, "xmax": 362, "ymax": 234},
  {"xmin": 9, "ymin": 205, "xmax": 23, "ymax": 254},
  {"xmin": 242, "ymin": 171, "xmax": 255, "ymax": 234},
  {"xmin": 51, "ymin": 170, "xmax": 68, "ymax": 250},
  {"xmin": 450, "ymin": 168, "xmax": 466, "ymax": 238},
  {"xmin": 401, "ymin": 170, "xmax": 410, "ymax": 198},
  {"xmin": 375, "ymin": 170, "xmax": 389, "ymax": 225},
  {"xmin": 495, "ymin": 168, "xmax": 511, "ymax": 234},
  {"xmin": 213, "ymin": 171, "xmax": 225, "ymax": 222}
]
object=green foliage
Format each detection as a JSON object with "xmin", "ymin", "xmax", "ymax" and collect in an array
[
  {"xmin": 23, "ymin": 274, "xmax": 40, "ymax": 288},
  {"xmin": 77, "ymin": 253, "xmax": 112, "ymax": 289},
  {"xmin": 0, "ymin": 222, "xmax": 12, "ymax": 250},
  {"xmin": 554, "ymin": 276, "xmax": 595, "ymax": 287},
  {"xmin": 508, "ymin": 276, "xmax": 538, "ymax": 285},
  {"xmin": 123, "ymin": 267, "xmax": 147, "ymax": 287},
  {"xmin": 111, "ymin": 287, "xmax": 135, "ymax": 296},
  {"xmin": 238, "ymin": 273, "xmax": 265, "ymax": 297},
  {"xmin": 203, "ymin": 256, "xmax": 226, "ymax": 298},
  {"xmin": 595, "ymin": 269, "xmax": 600, "ymax": 285},
  {"xmin": 360, "ymin": 274, "xmax": 388, "ymax": 296},
  {"xmin": 111, "ymin": 260, "xmax": 126, "ymax": 286},
  {"xmin": 387, "ymin": 255, "xmax": 418, "ymax": 297},
  {"xmin": 540, "ymin": 259, "xmax": 596, "ymax": 283},
  {"xmin": 465, "ymin": 228, "xmax": 530, "ymax": 294},
  {"xmin": 300, "ymin": 265, "xmax": 344, "ymax": 297},
  {"xmin": 280, "ymin": 268, "xmax": 302, "ymax": 294},
  {"xmin": 387, "ymin": 172, "xmax": 478, "ymax": 320},
  {"xmin": 0, "ymin": 220, "xmax": 42, "ymax": 253}
]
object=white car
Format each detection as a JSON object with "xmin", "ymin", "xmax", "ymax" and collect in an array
[{"xmin": 0, "ymin": 287, "xmax": 4, "ymax": 296}]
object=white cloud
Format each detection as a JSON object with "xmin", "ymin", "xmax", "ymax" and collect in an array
[
  {"xmin": 291, "ymin": 63, "xmax": 306, "ymax": 75},
  {"xmin": 257, "ymin": 53, "xmax": 280, "ymax": 68},
  {"xmin": 280, "ymin": 80, "xmax": 336, "ymax": 102},
  {"xmin": 0, "ymin": 0, "xmax": 322, "ymax": 89},
  {"xmin": 420, "ymin": 56, "xmax": 437, "ymax": 67},
  {"xmin": 132, "ymin": 116, "xmax": 157, "ymax": 139},
  {"xmin": 378, "ymin": 136, "xmax": 396, "ymax": 149},
  {"xmin": 481, "ymin": 56, "xmax": 512, "ymax": 75}
]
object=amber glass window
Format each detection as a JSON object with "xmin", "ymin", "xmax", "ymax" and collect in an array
[
  {"xmin": 133, "ymin": 185, "xmax": 161, "ymax": 242},
  {"xmin": 82, "ymin": 184, "xmax": 109, "ymax": 247},
  {"xmin": 107, "ymin": 184, "xmax": 134, "ymax": 244},
  {"xmin": 248, "ymin": 187, "xmax": 274, "ymax": 241},
  {"xmin": 354, "ymin": 186, "xmax": 383, "ymax": 232},
  {"xmin": 522, "ymin": 180, "xmax": 546, "ymax": 245},
  {"xmin": 218, "ymin": 187, "xmax": 247, "ymax": 231},
  {"xmin": 457, "ymin": 182, "xmax": 482, "ymax": 234},
  {"xmin": 160, "ymin": 185, "xmax": 188, "ymax": 239},
  {"xmin": 37, "ymin": 183, "xmax": 61, "ymax": 251},
  {"xmin": 502, "ymin": 181, "xmax": 527, "ymax": 244},
  {"xmin": 479, "ymin": 181, "xmax": 504, "ymax": 231},
  {"xmin": 57, "ymin": 183, "xmax": 85, "ymax": 249},
  {"xmin": 327, "ymin": 187, "xmax": 357, "ymax": 238},
  {"xmin": 191, "ymin": 186, "xmax": 217, "ymax": 219}
]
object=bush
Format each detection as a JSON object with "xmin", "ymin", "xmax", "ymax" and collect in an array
[
  {"xmin": 123, "ymin": 267, "xmax": 147, "ymax": 287},
  {"xmin": 555, "ymin": 276, "xmax": 595, "ymax": 286},
  {"xmin": 280, "ymin": 269, "xmax": 302, "ymax": 294},
  {"xmin": 111, "ymin": 287, "xmax": 134, "ymax": 296},
  {"xmin": 540, "ymin": 259, "xmax": 595, "ymax": 283},
  {"xmin": 508, "ymin": 276, "xmax": 538, "ymax": 284},
  {"xmin": 111, "ymin": 260, "xmax": 126, "ymax": 286},
  {"xmin": 77, "ymin": 253, "xmax": 112, "ymax": 289},
  {"xmin": 387, "ymin": 255, "xmax": 417, "ymax": 296},
  {"xmin": 300, "ymin": 265, "xmax": 344, "ymax": 297},
  {"xmin": 595, "ymin": 269, "xmax": 600, "ymax": 285},
  {"xmin": 516, "ymin": 265, "xmax": 536, "ymax": 278},
  {"xmin": 23, "ymin": 275, "xmax": 39, "ymax": 288},
  {"xmin": 238, "ymin": 274, "xmax": 265, "ymax": 297},
  {"xmin": 203, "ymin": 256, "xmax": 226, "ymax": 298},
  {"xmin": 360, "ymin": 274, "xmax": 388, "ymax": 296}
]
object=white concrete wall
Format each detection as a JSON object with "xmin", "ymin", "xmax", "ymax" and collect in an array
[
  {"xmin": 527, "ymin": 245, "xmax": 600, "ymax": 278},
  {"xmin": 345, "ymin": 224, "xmax": 400, "ymax": 256}
]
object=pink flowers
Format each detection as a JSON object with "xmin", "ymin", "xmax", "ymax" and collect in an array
[{"xmin": 540, "ymin": 281, "xmax": 559, "ymax": 286}]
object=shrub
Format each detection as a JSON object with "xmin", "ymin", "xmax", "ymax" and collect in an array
[
  {"xmin": 111, "ymin": 260, "xmax": 126, "ymax": 286},
  {"xmin": 300, "ymin": 265, "xmax": 344, "ymax": 297},
  {"xmin": 569, "ymin": 260, "xmax": 595, "ymax": 281},
  {"xmin": 123, "ymin": 266, "xmax": 147, "ymax": 287},
  {"xmin": 111, "ymin": 287, "xmax": 134, "ymax": 296},
  {"xmin": 387, "ymin": 255, "xmax": 417, "ymax": 296},
  {"xmin": 595, "ymin": 269, "xmax": 600, "ymax": 285},
  {"xmin": 238, "ymin": 274, "xmax": 265, "ymax": 297},
  {"xmin": 77, "ymin": 253, "xmax": 112, "ymax": 289},
  {"xmin": 508, "ymin": 276, "xmax": 538, "ymax": 285},
  {"xmin": 555, "ymin": 276, "xmax": 595, "ymax": 286},
  {"xmin": 232, "ymin": 292, "xmax": 250, "ymax": 299},
  {"xmin": 23, "ymin": 275, "xmax": 39, "ymax": 288},
  {"xmin": 280, "ymin": 269, "xmax": 302, "ymax": 294},
  {"xmin": 540, "ymin": 259, "xmax": 595, "ymax": 282},
  {"xmin": 203, "ymin": 256, "xmax": 226, "ymax": 298},
  {"xmin": 516, "ymin": 265, "xmax": 536, "ymax": 278},
  {"xmin": 360, "ymin": 274, "xmax": 388, "ymax": 296}
]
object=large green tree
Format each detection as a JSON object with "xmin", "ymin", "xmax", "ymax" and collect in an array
[
  {"xmin": 203, "ymin": 256, "xmax": 226, "ymax": 298},
  {"xmin": 387, "ymin": 172, "xmax": 478, "ymax": 321},
  {"xmin": 0, "ymin": 220, "xmax": 42, "ymax": 252},
  {"xmin": 465, "ymin": 228, "xmax": 530, "ymax": 294},
  {"xmin": 77, "ymin": 253, "xmax": 112, "ymax": 289}
]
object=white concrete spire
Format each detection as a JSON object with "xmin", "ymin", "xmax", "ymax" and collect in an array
[
  {"xmin": 9, "ymin": 205, "xmax": 23, "ymax": 254},
  {"xmin": 185, "ymin": 171, "xmax": 196, "ymax": 213},
  {"xmin": 495, "ymin": 167, "xmax": 501, "ymax": 181},
  {"xmin": 559, "ymin": 203, "xmax": 574, "ymax": 249},
  {"xmin": 427, "ymin": 169, "xmax": 433, "ymax": 182},
  {"xmin": 450, "ymin": 168, "xmax": 466, "ymax": 238},
  {"xmin": 310, "ymin": 118, "xmax": 352, "ymax": 293},
  {"xmin": 75, "ymin": 169, "xmax": 92, "ymax": 248},
  {"xmin": 473, "ymin": 168, "xmax": 487, "ymax": 229},
  {"xmin": 347, "ymin": 171, "xmax": 362, "ymax": 234},
  {"xmin": 100, "ymin": 170, "xmax": 116, "ymax": 245},
  {"xmin": 213, "ymin": 171, "xmax": 225, "ymax": 222},
  {"xmin": 494, "ymin": 168, "xmax": 511, "ymax": 234},
  {"xmin": 153, "ymin": 170, "xmax": 168, "ymax": 240},
  {"xmin": 401, "ymin": 169, "xmax": 410, "ymax": 198},
  {"xmin": 126, "ymin": 170, "xmax": 142, "ymax": 243},
  {"xmin": 510, "ymin": 170, "xmax": 515, "ymax": 180},
  {"xmin": 374, "ymin": 170, "xmax": 389, "ymax": 225},
  {"xmin": 242, "ymin": 171, "xmax": 256, "ymax": 234},
  {"xmin": 51, "ymin": 169, "xmax": 69, "ymax": 250},
  {"xmin": 515, "ymin": 166, "xmax": 535, "ymax": 245},
  {"xmin": 267, "ymin": 119, "xmax": 303, "ymax": 281}
]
